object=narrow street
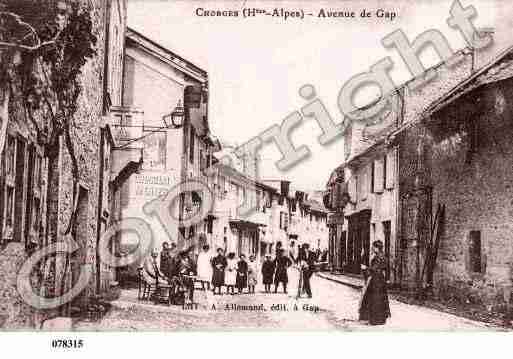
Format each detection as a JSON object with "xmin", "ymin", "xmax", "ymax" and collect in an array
[{"xmin": 75, "ymin": 269, "xmax": 496, "ymax": 331}]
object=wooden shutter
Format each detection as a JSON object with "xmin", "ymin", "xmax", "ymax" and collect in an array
[
  {"xmin": 373, "ymin": 158, "xmax": 385, "ymax": 193},
  {"xmin": 348, "ymin": 177, "xmax": 357, "ymax": 203},
  {"xmin": 385, "ymin": 150, "xmax": 395, "ymax": 189}
]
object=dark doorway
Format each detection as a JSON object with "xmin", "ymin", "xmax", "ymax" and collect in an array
[
  {"xmin": 14, "ymin": 139, "xmax": 26, "ymax": 243},
  {"xmin": 347, "ymin": 210, "xmax": 371, "ymax": 274},
  {"xmin": 339, "ymin": 230, "xmax": 346, "ymax": 270}
]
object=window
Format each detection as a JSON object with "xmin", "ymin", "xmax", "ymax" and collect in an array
[
  {"xmin": 189, "ymin": 126, "xmax": 195, "ymax": 164},
  {"xmin": 242, "ymin": 155, "xmax": 247, "ymax": 173},
  {"xmin": 279, "ymin": 212, "xmax": 289, "ymax": 230},
  {"xmin": 348, "ymin": 176, "xmax": 357, "ymax": 203},
  {"xmin": 207, "ymin": 218, "xmax": 213, "ymax": 234},
  {"xmin": 6, "ymin": 136, "xmax": 15, "ymax": 177},
  {"xmin": 219, "ymin": 175, "xmax": 226, "ymax": 197},
  {"xmin": 383, "ymin": 154, "xmax": 387, "ymax": 189},
  {"xmin": 32, "ymin": 198, "xmax": 40, "ymax": 232},
  {"xmin": 385, "ymin": 150, "xmax": 395, "ymax": 189},
  {"xmin": 5, "ymin": 186, "xmax": 14, "ymax": 227},
  {"xmin": 200, "ymin": 149, "xmax": 205, "ymax": 172},
  {"xmin": 370, "ymin": 162, "xmax": 375, "ymax": 194},
  {"xmin": 469, "ymin": 231, "xmax": 482, "ymax": 273},
  {"xmin": 265, "ymin": 192, "xmax": 272, "ymax": 208},
  {"xmin": 256, "ymin": 190, "xmax": 261, "ymax": 210},
  {"xmin": 373, "ymin": 158, "xmax": 385, "ymax": 193},
  {"xmin": 34, "ymin": 154, "xmax": 42, "ymax": 190}
]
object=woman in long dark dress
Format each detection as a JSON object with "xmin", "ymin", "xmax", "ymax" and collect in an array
[
  {"xmin": 211, "ymin": 248, "xmax": 227, "ymax": 295},
  {"xmin": 358, "ymin": 240, "xmax": 391, "ymax": 325},
  {"xmin": 236, "ymin": 254, "xmax": 248, "ymax": 294}
]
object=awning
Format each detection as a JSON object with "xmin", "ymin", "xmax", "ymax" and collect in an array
[
  {"xmin": 229, "ymin": 219, "xmax": 266, "ymax": 229},
  {"xmin": 205, "ymin": 213, "xmax": 218, "ymax": 220}
]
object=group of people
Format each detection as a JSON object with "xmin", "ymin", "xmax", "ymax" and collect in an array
[
  {"xmin": 197, "ymin": 242, "xmax": 318, "ymax": 298},
  {"xmin": 142, "ymin": 238, "xmax": 391, "ymax": 326},
  {"xmin": 199, "ymin": 246, "xmax": 259, "ymax": 295},
  {"xmin": 142, "ymin": 242, "xmax": 196, "ymax": 303}
]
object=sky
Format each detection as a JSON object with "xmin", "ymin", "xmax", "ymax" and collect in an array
[{"xmin": 127, "ymin": 0, "xmax": 512, "ymax": 191}]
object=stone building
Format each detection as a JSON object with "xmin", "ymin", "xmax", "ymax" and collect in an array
[
  {"xmin": 263, "ymin": 180, "xmax": 329, "ymax": 258},
  {"xmin": 325, "ymin": 41, "xmax": 513, "ymax": 309},
  {"xmin": 207, "ymin": 162, "xmax": 275, "ymax": 261},
  {"xmin": 0, "ymin": 0, "xmax": 128, "ymax": 328},
  {"xmin": 395, "ymin": 47, "xmax": 513, "ymax": 308},
  {"xmin": 325, "ymin": 48, "xmax": 481, "ymax": 283}
]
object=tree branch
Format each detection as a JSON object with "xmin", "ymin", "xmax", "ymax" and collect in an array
[{"xmin": 0, "ymin": 11, "xmax": 62, "ymax": 52}]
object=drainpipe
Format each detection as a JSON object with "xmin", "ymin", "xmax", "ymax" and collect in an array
[
  {"xmin": 95, "ymin": 128, "xmax": 105, "ymax": 295},
  {"xmin": 102, "ymin": 0, "xmax": 111, "ymax": 115}
]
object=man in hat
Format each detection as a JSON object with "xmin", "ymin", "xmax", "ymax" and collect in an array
[
  {"xmin": 299, "ymin": 243, "xmax": 316, "ymax": 298},
  {"xmin": 262, "ymin": 254, "xmax": 275, "ymax": 293},
  {"xmin": 211, "ymin": 248, "xmax": 227, "ymax": 295},
  {"xmin": 274, "ymin": 249, "xmax": 292, "ymax": 294},
  {"xmin": 160, "ymin": 242, "xmax": 172, "ymax": 278}
]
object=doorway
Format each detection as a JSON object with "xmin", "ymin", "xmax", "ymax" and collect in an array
[{"xmin": 347, "ymin": 210, "xmax": 371, "ymax": 274}]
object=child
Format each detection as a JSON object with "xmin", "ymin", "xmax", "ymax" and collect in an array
[{"xmin": 225, "ymin": 252, "xmax": 237, "ymax": 295}]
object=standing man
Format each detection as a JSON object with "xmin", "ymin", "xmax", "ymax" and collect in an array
[
  {"xmin": 299, "ymin": 243, "xmax": 316, "ymax": 299},
  {"xmin": 274, "ymin": 249, "xmax": 292, "ymax": 294},
  {"xmin": 262, "ymin": 254, "xmax": 275, "ymax": 293},
  {"xmin": 211, "ymin": 248, "xmax": 227, "ymax": 295},
  {"xmin": 160, "ymin": 242, "xmax": 172, "ymax": 278}
]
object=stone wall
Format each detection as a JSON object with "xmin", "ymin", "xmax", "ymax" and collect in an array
[
  {"xmin": 0, "ymin": 0, "xmax": 118, "ymax": 329},
  {"xmin": 399, "ymin": 77, "xmax": 513, "ymax": 309}
]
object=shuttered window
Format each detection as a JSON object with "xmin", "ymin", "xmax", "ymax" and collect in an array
[
  {"xmin": 373, "ymin": 158, "xmax": 385, "ymax": 193},
  {"xmin": 189, "ymin": 126, "xmax": 195, "ymax": 164},
  {"xmin": 358, "ymin": 167, "xmax": 368, "ymax": 201},
  {"xmin": 348, "ymin": 176, "xmax": 357, "ymax": 203},
  {"xmin": 385, "ymin": 150, "xmax": 395, "ymax": 189}
]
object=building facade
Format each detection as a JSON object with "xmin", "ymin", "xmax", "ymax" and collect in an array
[
  {"xmin": 0, "ymin": 0, "xmax": 129, "ymax": 328},
  {"xmin": 263, "ymin": 180, "xmax": 329, "ymax": 258},
  {"xmin": 325, "ymin": 43, "xmax": 513, "ymax": 310},
  {"xmin": 116, "ymin": 28, "xmax": 219, "ymax": 258},
  {"xmin": 396, "ymin": 49, "xmax": 513, "ymax": 308}
]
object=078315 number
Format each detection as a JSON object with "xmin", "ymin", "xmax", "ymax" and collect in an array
[{"xmin": 51, "ymin": 339, "xmax": 84, "ymax": 349}]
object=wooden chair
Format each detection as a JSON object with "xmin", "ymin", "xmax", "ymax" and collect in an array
[
  {"xmin": 137, "ymin": 268, "xmax": 144, "ymax": 300},
  {"xmin": 153, "ymin": 280, "xmax": 174, "ymax": 305},
  {"xmin": 140, "ymin": 268, "xmax": 158, "ymax": 301}
]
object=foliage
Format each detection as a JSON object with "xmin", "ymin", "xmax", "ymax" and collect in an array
[
  {"xmin": 2, "ymin": 0, "xmax": 97, "ymax": 150},
  {"xmin": 0, "ymin": 1, "xmax": 98, "ymax": 308},
  {"xmin": 1, "ymin": 0, "xmax": 97, "ymax": 234}
]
